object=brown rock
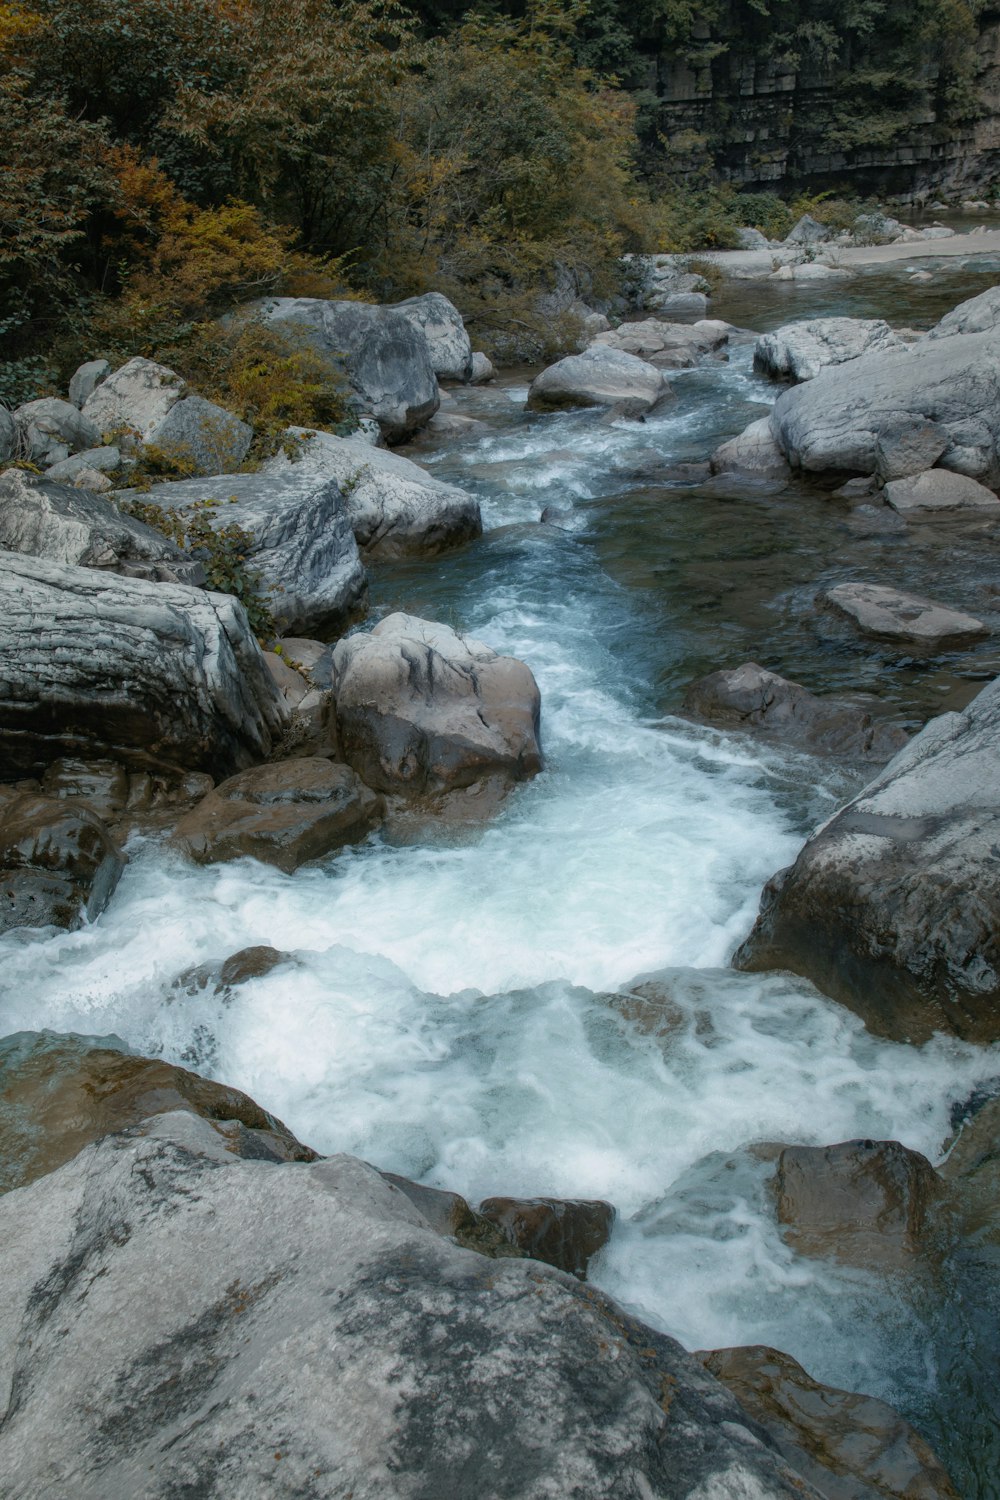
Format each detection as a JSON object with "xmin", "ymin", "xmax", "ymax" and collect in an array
[
  {"xmin": 380, "ymin": 1174, "xmax": 524, "ymax": 1260},
  {"xmin": 0, "ymin": 793, "xmax": 125, "ymax": 934},
  {"xmin": 172, "ymin": 945, "xmax": 296, "ymax": 1002},
  {"xmin": 477, "ymin": 1195, "xmax": 616, "ymax": 1279},
  {"xmin": 171, "ymin": 757, "xmax": 384, "ymax": 872},
  {"xmin": 39, "ymin": 756, "xmax": 130, "ymax": 818}
]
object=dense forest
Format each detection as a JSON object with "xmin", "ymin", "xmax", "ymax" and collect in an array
[{"xmin": 0, "ymin": 0, "xmax": 990, "ymax": 404}]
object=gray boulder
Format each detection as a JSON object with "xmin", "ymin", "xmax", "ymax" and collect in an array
[
  {"xmin": 0, "ymin": 406, "xmax": 14, "ymax": 460},
  {"xmin": 0, "ymin": 551, "xmax": 287, "ymax": 779},
  {"xmin": 263, "ymin": 429, "xmax": 482, "ymax": 559},
  {"xmin": 331, "ymin": 612, "xmax": 542, "ymax": 798},
  {"xmin": 754, "ymin": 319, "xmax": 905, "ymax": 383},
  {"xmin": 389, "ymin": 291, "xmax": 473, "ymax": 381},
  {"xmin": 146, "ymin": 394, "xmax": 253, "ymax": 474},
  {"xmin": 874, "ymin": 418, "xmax": 950, "ymax": 481},
  {"xmin": 736, "ymin": 227, "xmax": 770, "ymax": 249},
  {"xmin": 14, "ymin": 397, "xmax": 101, "ymax": 466},
  {"xmin": 824, "ymin": 582, "xmax": 988, "ymax": 648},
  {"xmin": 784, "ymin": 214, "xmax": 829, "ymax": 245},
  {"xmin": 258, "ymin": 297, "xmax": 439, "ymax": 442},
  {"xmin": 0, "ymin": 793, "xmax": 125, "ymax": 935},
  {"xmin": 883, "ymin": 469, "xmax": 1000, "ymax": 516},
  {"xmin": 711, "ymin": 417, "xmax": 791, "ymax": 477},
  {"xmin": 527, "ymin": 345, "xmax": 669, "ymax": 417},
  {"xmin": 68, "ymin": 358, "xmax": 110, "ymax": 409},
  {"xmin": 0, "ymin": 1109, "xmax": 831, "ymax": 1499},
  {"xmin": 0, "ymin": 470, "xmax": 204, "ymax": 585},
  {"xmin": 592, "ymin": 318, "xmax": 729, "ymax": 370},
  {"xmin": 45, "ymin": 446, "xmax": 123, "ymax": 483},
  {"xmin": 925, "ymin": 285, "xmax": 1000, "ymax": 339},
  {"xmin": 81, "ymin": 356, "xmax": 187, "ymax": 441},
  {"xmin": 469, "ymin": 351, "xmax": 495, "ymax": 383},
  {"xmin": 120, "ymin": 469, "xmax": 368, "ymax": 638},
  {"xmin": 734, "ymin": 672, "xmax": 1000, "ymax": 1042}
]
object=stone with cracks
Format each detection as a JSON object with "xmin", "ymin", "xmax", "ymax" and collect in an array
[
  {"xmin": 924, "ymin": 284, "xmax": 1000, "ymax": 339},
  {"xmin": 0, "ymin": 470, "xmax": 205, "ymax": 585},
  {"xmin": 81, "ymin": 356, "xmax": 187, "ymax": 441},
  {"xmin": 14, "ymin": 397, "xmax": 101, "ymax": 466},
  {"xmin": 734, "ymin": 673, "xmax": 1000, "ymax": 1042},
  {"xmin": 883, "ymin": 469, "xmax": 1000, "ymax": 516},
  {"xmin": 823, "ymin": 582, "xmax": 988, "ymax": 648},
  {"xmin": 592, "ymin": 318, "xmax": 729, "ymax": 370},
  {"xmin": 0, "ymin": 793, "xmax": 125, "ymax": 935},
  {"xmin": 119, "ymin": 469, "xmax": 367, "ymax": 638},
  {"xmin": 0, "ymin": 550, "xmax": 287, "ymax": 780},
  {"xmin": 753, "ymin": 318, "xmax": 906, "ymax": 384},
  {"xmin": 263, "ymin": 428, "xmax": 481, "ymax": 559},
  {"xmin": 0, "ymin": 1109, "xmax": 832, "ymax": 1499},
  {"xmin": 389, "ymin": 291, "xmax": 473, "ymax": 381},
  {"xmin": 146, "ymin": 394, "xmax": 253, "ymax": 475},
  {"xmin": 873, "ymin": 417, "xmax": 950, "ymax": 481},
  {"xmin": 331, "ymin": 612, "xmax": 542, "ymax": 797},
  {"xmin": 527, "ymin": 344, "xmax": 670, "ymax": 418}
]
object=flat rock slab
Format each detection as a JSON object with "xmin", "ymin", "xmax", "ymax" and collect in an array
[
  {"xmin": 883, "ymin": 469, "xmax": 1000, "ymax": 516},
  {"xmin": 170, "ymin": 757, "xmax": 384, "ymax": 871},
  {"xmin": 527, "ymin": 345, "xmax": 669, "ymax": 417},
  {"xmin": 0, "ymin": 793, "xmax": 125, "ymax": 935},
  {"xmin": 824, "ymin": 582, "xmax": 987, "ymax": 648}
]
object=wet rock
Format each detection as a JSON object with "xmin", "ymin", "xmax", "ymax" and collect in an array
[
  {"xmin": 754, "ymin": 319, "xmax": 905, "ymax": 383},
  {"xmin": 39, "ymin": 757, "xmax": 130, "ymax": 818},
  {"xmin": 683, "ymin": 663, "xmax": 908, "ymax": 762},
  {"xmin": 171, "ymin": 758, "xmax": 383, "ymax": 871},
  {"xmin": 262, "ymin": 428, "xmax": 482, "ymax": 560},
  {"xmin": 527, "ymin": 345, "xmax": 669, "ymax": 418},
  {"xmin": 14, "ymin": 397, "xmax": 101, "ymax": 465},
  {"xmin": 0, "ymin": 469, "xmax": 205, "ymax": 585},
  {"xmin": 146, "ymin": 394, "xmax": 253, "ymax": 474},
  {"xmin": 258, "ymin": 297, "xmax": 439, "ymax": 442},
  {"xmin": 883, "ymin": 469, "xmax": 1000, "ymax": 516},
  {"xmin": 389, "ymin": 291, "xmax": 472, "ymax": 382},
  {"xmin": 0, "ymin": 1032, "xmax": 314, "ymax": 1195},
  {"xmin": 0, "ymin": 793, "xmax": 125, "ymax": 934},
  {"xmin": 698, "ymin": 1345, "xmax": 959, "ymax": 1500},
  {"xmin": 0, "ymin": 1109, "xmax": 825, "ymax": 1499},
  {"xmin": 939, "ymin": 1095, "xmax": 1000, "ymax": 1241},
  {"xmin": 119, "ymin": 468, "xmax": 367, "ymax": 637},
  {"xmin": 592, "ymin": 318, "xmax": 729, "ymax": 370},
  {"xmin": 772, "ymin": 1139, "xmax": 946, "ymax": 1267},
  {"xmin": 331, "ymin": 612, "xmax": 542, "ymax": 798},
  {"xmin": 81, "ymin": 356, "xmax": 187, "ymax": 440},
  {"xmin": 68, "ymin": 358, "xmax": 110, "ymax": 408},
  {"xmin": 734, "ymin": 673, "xmax": 1000, "ymax": 1042},
  {"xmin": 824, "ymin": 582, "xmax": 988, "ymax": 648},
  {"xmin": 0, "ymin": 551, "xmax": 287, "ymax": 780},
  {"xmin": 420, "ymin": 411, "xmax": 488, "ymax": 440},
  {"xmin": 873, "ymin": 418, "xmax": 950, "ymax": 481},
  {"xmin": 711, "ymin": 416, "xmax": 791, "ymax": 476},
  {"xmin": 172, "ymin": 944, "xmax": 297, "ymax": 1003},
  {"xmin": 477, "ymin": 1195, "xmax": 615, "ymax": 1279},
  {"xmin": 381, "ymin": 1174, "xmax": 522, "ymax": 1259}
]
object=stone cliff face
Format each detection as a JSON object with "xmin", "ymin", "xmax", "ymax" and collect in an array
[{"xmin": 653, "ymin": 5, "xmax": 1000, "ymax": 199}]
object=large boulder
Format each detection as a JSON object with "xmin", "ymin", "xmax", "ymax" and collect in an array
[
  {"xmin": 710, "ymin": 417, "xmax": 791, "ymax": 477},
  {"xmin": 45, "ymin": 446, "xmax": 123, "ymax": 483},
  {"xmin": 331, "ymin": 613, "xmax": 542, "ymax": 798},
  {"xmin": 592, "ymin": 318, "xmax": 729, "ymax": 370},
  {"xmin": 0, "ymin": 551, "xmax": 287, "ymax": 780},
  {"xmin": 263, "ymin": 429, "xmax": 482, "ymax": 559},
  {"xmin": 81, "ymin": 356, "xmax": 187, "ymax": 441},
  {"xmin": 258, "ymin": 297, "xmax": 439, "ymax": 442},
  {"xmin": 753, "ymin": 319, "xmax": 905, "ymax": 383},
  {"xmin": 389, "ymin": 291, "xmax": 473, "ymax": 381},
  {"xmin": 14, "ymin": 397, "xmax": 101, "ymax": 466},
  {"xmin": 170, "ymin": 757, "xmax": 384, "ymax": 871},
  {"xmin": 146, "ymin": 394, "xmax": 253, "ymax": 475},
  {"xmin": 783, "ymin": 213, "xmax": 829, "ymax": 245},
  {"xmin": 527, "ymin": 344, "xmax": 670, "ymax": 417},
  {"xmin": 883, "ymin": 469, "xmax": 1000, "ymax": 517},
  {"xmin": 734, "ymin": 673, "xmax": 1000, "ymax": 1042},
  {"xmin": 0, "ymin": 793, "xmax": 125, "ymax": 935},
  {"xmin": 0, "ymin": 1109, "xmax": 833, "ymax": 1499},
  {"xmin": 823, "ymin": 582, "xmax": 988, "ymax": 649},
  {"xmin": 0, "ymin": 469, "xmax": 204, "ymax": 585},
  {"xmin": 119, "ymin": 469, "xmax": 367, "ymax": 637},
  {"xmin": 769, "ymin": 327, "xmax": 1000, "ymax": 484},
  {"xmin": 0, "ymin": 1032, "xmax": 315, "ymax": 1195},
  {"xmin": 68, "ymin": 358, "xmax": 110, "ymax": 409},
  {"xmin": 924, "ymin": 284, "xmax": 1000, "ymax": 339}
]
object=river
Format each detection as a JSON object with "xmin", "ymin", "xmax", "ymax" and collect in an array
[{"xmin": 3, "ymin": 257, "xmax": 1000, "ymax": 1494}]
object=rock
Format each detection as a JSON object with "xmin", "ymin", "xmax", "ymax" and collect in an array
[
  {"xmin": 925, "ymin": 284, "xmax": 1000, "ymax": 339},
  {"xmin": 389, "ymin": 291, "xmax": 472, "ymax": 382},
  {"xmin": 649, "ymin": 290, "xmax": 709, "ymax": 318},
  {"xmin": 119, "ymin": 468, "xmax": 367, "ymax": 637},
  {"xmin": 883, "ymin": 469, "xmax": 1000, "ymax": 516},
  {"xmin": 469, "ymin": 351, "xmax": 495, "ymax": 383},
  {"xmin": 593, "ymin": 318, "xmax": 729, "ymax": 370},
  {"xmin": 781, "ymin": 262, "xmax": 851, "ymax": 282},
  {"xmin": 939, "ymin": 1095, "xmax": 1000, "ymax": 1240},
  {"xmin": 39, "ymin": 757, "xmax": 130, "ymax": 819},
  {"xmin": 381, "ymin": 1174, "xmax": 523, "ymax": 1260},
  {"xmin": 527, "ymin": 345, "xmax": 669, "ymax": 417},
  {"xmin": 71, "ymin": 467, "xmax": 112, "ymax": 492},
  {"xmin": 0, "ymin": 1032, "xmax": 315, "ymax": 1196},
  {"xmin": 45, "ymin": 446, "xmax": 122, "ymax": 483},
  {"xmin": 0, "ymin": 793, "xmax": 125, "ymax": 934},
  {"xmin": 331, "ymin": 612, "xmax": 542, "ymax": 798},
  {"xmin": 824, "ymin": 582, "xmax": 988, "ymax": 648},
  {"xmin": 274, "ymin": 638, "xmax": 333, "ymax": 685},
  {"xmin": 146, "ymin": 394, "xmax": 253, "ymax": 474},
  {"xmin": 170, "ymin": 758, "xmax": 384, "ymax": 871},
  {"xmin": 784, "ymin": 214, "xmax": 830, "ymax": 245},
  {"xmin": 173, "ymin": 943, "xmax": 295, "ymax": 1000},
  {"xmin": 0, "ymin": 470, "xmax": 205, "ymax": 585},
  {"xmin": 698, "ymin": 1345, "xmax": 959, "ymax": 1500},
  {"xmin": 419, "ymin": 411, "xmax": 488, "ymax": 441},
  {"xmin": 261, "ymin": 428, "xmax": 482, "ymax": 560},
  {"xmin": 264, "ymin": 650, "xmax": 311, "ymax": 708},
  {"xmin": 754, "ymin": 319, "xmax": 905, "ymax": 383},
  {"xmin": 734, "ymin": 673, "xmax": 1000, "ymax": 1042},
  {"xmin": 0, "ymin": 551, "xmax": 287, "ymax": 780},
  {"xmin": 710, "ymin": 417, "xmax": 791, "ymax": 476},
  {"xmin": 736, "ymin": 227, "xmax": 770, "ymax": 249},
  {"xmin": 683, "ymin": 663, "xmax": 908, "ymax": 761},
  {"xmin": 258, "ymin": 297, "xmax": 439, "ymax": 442},
  {"xmin": 772, "ymin": 1139, "xmax": 946, "ymax": 1268},
  {"xmin": 14, "ymin": 397, "xmax": 101, "ymax": 466},
  {"xmin": 873, "ymin": 419, "xmax": 950, "ymax": 481},
  {"xmin": 81, "ymin": 356, "xmax": 187, "ymax": 441},
  {"xmin": 67, "ymin": 358, "xmax": 110, "ymax": 409},
  {"xmin": 919, "ymin": 226, "xmax": 955, "ymax": 239},
  {"xmin": 0, "ymin": 406, "xmax": 14, "ymax": 460},
  {"xmin": 477, "ymin": 1196, "xmax": 615, "ymax": 1280},
  {"xmin": 0, "ymin": 1109, "xmax": 828, "ymax": 1499}
]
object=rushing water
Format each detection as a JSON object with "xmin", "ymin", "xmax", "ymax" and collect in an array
[{"xmin": 3, "ymin": 259, "xmax": 1000, "ymax": 1494}]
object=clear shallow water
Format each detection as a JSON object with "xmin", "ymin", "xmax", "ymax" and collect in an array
[{"xmin": 3, "ymin": 261, "xmax": 1000, "ymax": 1494}]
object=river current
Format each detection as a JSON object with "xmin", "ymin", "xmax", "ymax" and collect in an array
[{"xmin": 3, "ymin": 260, "xmax": 1000, "ymax": 1494}]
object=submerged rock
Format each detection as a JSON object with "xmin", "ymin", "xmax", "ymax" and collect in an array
[
  {"xmin": 823, "ymin": 582, "xmax": 988, "ymax": 648},
  {"xmin": 754, "ymin": 318, "xmax": 905, "ymax": 383},
  {"xmin": 0, "ymin": 793, "xmax": 125, "ymax": 935},
  {"xmin": 734, "ymin": 673, "xmax": 1000, "ymax": 1042},
  {"xmin": 527, "ymin": 344, "xmax": 670, "ymax": 417},
  {"xmin": 477, "ymin": 1195, "xmax": 615, "ymax": 1279}
]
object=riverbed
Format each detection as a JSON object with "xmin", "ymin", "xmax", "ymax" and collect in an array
[{"xmin": 3, "ymin": 262, "xmax": 1000, "ymax": 1494}]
